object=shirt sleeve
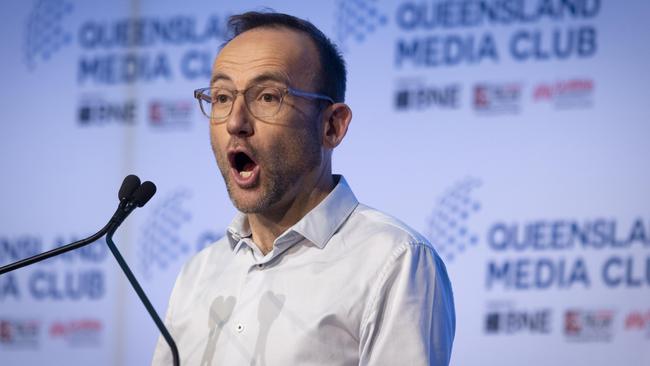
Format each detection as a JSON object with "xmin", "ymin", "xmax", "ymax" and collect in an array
[{"xmin": 359, "ymin": 242, "xmax": 455, "ymax": 366}]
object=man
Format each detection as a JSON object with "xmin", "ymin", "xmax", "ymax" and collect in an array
[{"xmin": 152, "ymin": 11, "xmax": 455, "ymax": 365}]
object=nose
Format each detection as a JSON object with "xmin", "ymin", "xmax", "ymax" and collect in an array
[{"xmin": 225, "ymin": 94, "xmax": 253, "ymax": 137}]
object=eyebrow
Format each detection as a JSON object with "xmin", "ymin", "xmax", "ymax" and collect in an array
[
  {"xmin": 210, "ymin": 71, "xmax": 291, "ymax": 88},
  {"xmin": 210, "ymin": 72, "xmax": 231, "ymax": 87}
]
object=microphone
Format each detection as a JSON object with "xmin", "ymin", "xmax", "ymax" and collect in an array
[
  {"xmin": 0, "ymin": 175, "xmax": 180, "ymax": 366},
  {"xmin": 109, "ymin": 179, "xmax": 157, "ymax": 226},
  {"xmin": 132, "ymin": 181, "xmax": 157, "ymax": 207},
  {"xmin": 119, "ymin": 174, "xmax": 141, "ymax": 202}
]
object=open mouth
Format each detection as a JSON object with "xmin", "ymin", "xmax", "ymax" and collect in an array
[{"xmin": 229, "ymin": 150, "xmax": 258, "ymax": 179}]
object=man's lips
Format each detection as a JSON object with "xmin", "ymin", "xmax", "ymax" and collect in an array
[{"xmin": 227, "ymin": 148, "xmax": 260, "ymax": 188}]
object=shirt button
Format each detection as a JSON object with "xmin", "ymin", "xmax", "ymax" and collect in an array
[
  {"xmin": 256, "ymin": 264, "xmax": 264, "ymax": 269},
  {"xmin": 236, "ymin": 323, "xmax": 244, "ymax": 332}
]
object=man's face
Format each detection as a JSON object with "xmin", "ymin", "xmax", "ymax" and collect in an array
[{"xmin": 210, "ymin": 27, "xmax": 325, "ymax": 214}]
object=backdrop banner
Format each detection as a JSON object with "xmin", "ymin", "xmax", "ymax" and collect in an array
[{"xmin": 1, "ymin": 1, "xmax": 648, "ymax": 365}]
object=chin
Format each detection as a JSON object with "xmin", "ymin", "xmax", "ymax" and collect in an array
[
  {"xmin": 227, "ymin": 185, "xmax": 270, "ymax": 214},
  {"xmin": 231, "ymin": 197, "xmax": 271, "ymax": 214}
]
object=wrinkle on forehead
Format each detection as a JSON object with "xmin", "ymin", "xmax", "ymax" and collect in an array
[
  {"xmin": 211, "ymin": 63, "xmax": 293, "ymax": 88},
  {"xmin": 212, "ymin": 27, "xmax": 319, "ymax": 91}
]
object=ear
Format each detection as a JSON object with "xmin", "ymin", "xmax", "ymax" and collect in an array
[{"xmin": 321, "ymin": 103, "xmax": 352, "ymax": 149}]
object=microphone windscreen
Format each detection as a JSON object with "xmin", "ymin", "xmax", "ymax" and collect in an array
[
  {"xmin": 119, "ymin": 175, "xmax": 141, "ymax": 202},
  {"xmin": 132, "ymin": 181, "xmax": 157, "ymax": 207}
]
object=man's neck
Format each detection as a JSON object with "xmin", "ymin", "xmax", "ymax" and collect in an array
[{"xmin": 248, "ymin": 171, "xmax": 335, "ymax": 255}]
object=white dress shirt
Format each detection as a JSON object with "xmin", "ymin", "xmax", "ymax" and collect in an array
[{"xmin": 152, "ymin": 175, "xmax": 455, "ymax": 365}]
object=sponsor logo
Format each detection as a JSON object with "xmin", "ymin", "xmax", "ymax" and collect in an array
[
  {"xmin": 49, "ymin": 319, "xmax": 102, "ymax": 347},
  {"xmin": 624, "ymin": 310, "xmax": 650, "ymax": 337},
  {"xmin": 533, "ymin": 78, "xmax": 594, "ymax": 108},
  {"xmin": 0, "ymin": 319, "xmax": 41, "ymax": 348},
  {"xmin": 473, "ymin": 83, "xmax": 522, "ymax": 114},
  {"xmin": 564, "ymin": 309, "xmax": 615, "ymax": 342},
  {"xmin": 394, "ymin": 80, "xmax": 460, "ymax": 111},
  {"xmin": 484, "ymin": 302, "xmax": 552, "ymax": 335},
  {"xmin": 77, "ymin": 95, "xmax": 136, "ymax": 126},
  {"xmin": 148, "ymin": 99, "xmax": 193, "ymax": 130}
]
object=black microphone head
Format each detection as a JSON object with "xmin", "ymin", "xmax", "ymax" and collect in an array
[
  {"xmin": 131, "ymin": 181, "xmax": 157, "ymax": 207},
  {"xmin": 119, "ymin": 175, "xmax": 141, "ymax": 202}
]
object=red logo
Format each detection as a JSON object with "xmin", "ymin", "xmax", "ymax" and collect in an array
[
  {"xmin": 564, "ymin": 309, "xmax": 614, "ymax": 342},
  {"xmin": 473, "ymin": 83, "xmax": 522, "ymax": 113},
  {"xmin": 49, "ymin": 319, "xmax": 103, "ymax": 346},
  {"xmin": 0, "ymin": 319, "xmax": 40, "ymax": 347},
  {"xmin": 625, "ymin": 310, "xmax": 650, "ymax": 330},
  {"xmin": 148, "ymin": 100, "xmax": 193, "ymax": 128},
  {"xmin": 532, "ymin": 79, "xmax": 594, "ymax": 108}
]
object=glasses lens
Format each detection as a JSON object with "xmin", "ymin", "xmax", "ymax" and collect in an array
[
  {"xmin": 208, "ymin": 88, "xmax": 234, "ymax": 121},
  {"xmin": 245, "ymin": 86, "xmax": 284, "ymax": 119}
]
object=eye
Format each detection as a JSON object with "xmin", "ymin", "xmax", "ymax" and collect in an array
[
  {"xmin": 256, "ymin": 88, "xmax": 282, "ymax": 104},
  {"xmin": 261, "ymin": 93, "xmax": 277, "ymax": 103},
  {"xmin": 213, "ymin": 91, "xmax": 233, "ymax": 104}
]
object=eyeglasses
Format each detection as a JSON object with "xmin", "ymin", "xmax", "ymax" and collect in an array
[{"xmin": 193, "ymin": 85, "xmax": 334, "ymax": 122}]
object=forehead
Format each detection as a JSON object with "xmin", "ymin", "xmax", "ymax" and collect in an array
[{"xmin": 212, "ymin": 27, "xmax": 319, "ymax": 88}]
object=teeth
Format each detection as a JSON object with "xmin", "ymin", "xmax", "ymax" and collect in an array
[{"xmin": 239, "ymin": 171, "xmax": 252, "ymax": 178}]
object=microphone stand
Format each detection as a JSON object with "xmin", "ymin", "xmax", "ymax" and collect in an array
[
  {"xmin": 0, "ymin": 177, "xmax": 181, "ymax": 366},
  {"xmin": 105, "ymin": 222, "xmax": 180, "ymax": 366}
]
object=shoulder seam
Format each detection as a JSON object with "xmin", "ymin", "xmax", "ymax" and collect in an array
[
  {"xmin": 355, "ymin": 207, "xmax": 430, "ymax": 246},
  {"xmin": 360, "ymin": 240, "xmax": 430, "ymax": 327}
]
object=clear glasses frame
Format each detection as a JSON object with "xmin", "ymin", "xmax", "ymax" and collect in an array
[{"xmin": 193, "ymin": 85, "xmax": 334, "ymax": 122}]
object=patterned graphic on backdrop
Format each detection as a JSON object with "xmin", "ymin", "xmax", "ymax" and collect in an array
[
  {"xmin": 426, "ymin": 177, "xmax": 482, "ymax": 262},
  {"xmin": 138, "ymin": 189, "xmax": 193, "ymax": 279},
  {"xmin": 334, "ymin": 0, "xmax": 388, "ymax": 49},
  {"xmin": 24, "ymin": 0, "xmax": 74, "ymax": 69}
]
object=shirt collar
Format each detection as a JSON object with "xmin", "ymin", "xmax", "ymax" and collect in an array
[
  {"xmin": 225, "ymin": 175, "xmax": 358, "ymax": 251},
  {"xmin": 226, "ymin": 213, "xmax": 251, "ymax": 251}
]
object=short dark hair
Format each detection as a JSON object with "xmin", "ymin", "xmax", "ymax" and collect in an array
[{"xmin": 226, "ymin": 11, "xmax": 347, "ymax": 103}]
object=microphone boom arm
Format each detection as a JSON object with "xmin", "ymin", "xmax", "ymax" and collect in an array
[{"xmin": 0, "ymin": 214, "xmax": 114, "ymax": 275}]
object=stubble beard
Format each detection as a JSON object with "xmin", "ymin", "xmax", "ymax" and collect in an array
[{"xmin": 215, "ymin": 126, "xmax": 322, "ymax": 214}]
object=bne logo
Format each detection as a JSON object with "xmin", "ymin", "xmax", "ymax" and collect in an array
[
  {"xmin": 394, "ymin": 84, "xmax": 460, "ymax": 111},
  {"xmin": 77, "ymin": 97, "xmax": 136, "ymax": 126},
  {"xmin": 485, "ymin": 309, "xmax": 552, "ymax": 334}
]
